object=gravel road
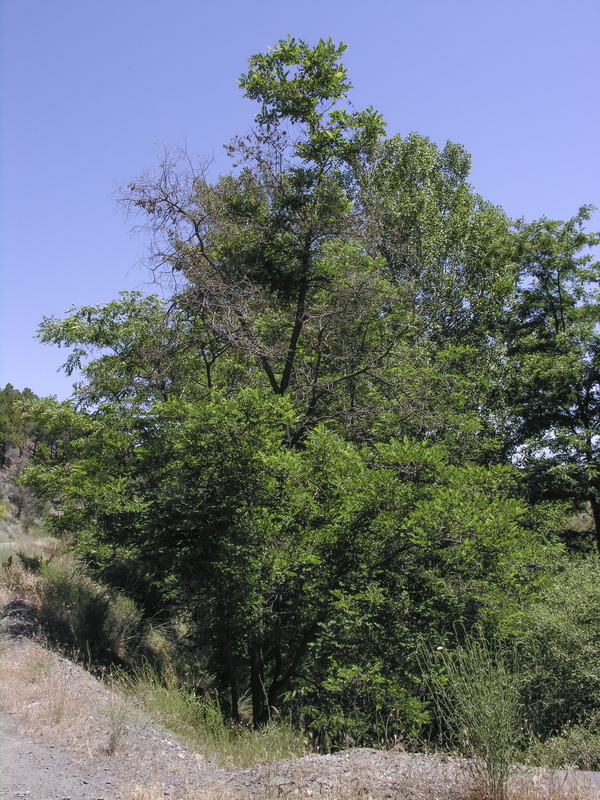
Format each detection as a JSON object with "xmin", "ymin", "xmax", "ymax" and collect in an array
[{"xmin": 0, "ymin": 713, "xmax": 122, "ymax": 800}]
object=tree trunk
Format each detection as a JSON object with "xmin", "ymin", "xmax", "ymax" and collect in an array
[
  {"xmin": 250, "ymin": 639, "xmax": 268, "ymax": 727},
  {"xmin": 224, "ymin": 638, "xmax": 240, "ymax": 723},
  {"xmin": 590, "ymin": 495, "xmax": 600, "ymax": 555}
]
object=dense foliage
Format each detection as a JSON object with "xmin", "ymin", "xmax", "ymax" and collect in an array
[
  {"xmin": 0, "ymin": 384, "xmax": 38, "ymax": 464},
  {"xmin": 13, "ymin": 38, "xmax": 600, "ymax": 750}
]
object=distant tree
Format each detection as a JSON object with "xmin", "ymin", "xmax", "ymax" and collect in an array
[{"xmin": 0, "ymin": 384, "xmax": 42, "ymax": 465}]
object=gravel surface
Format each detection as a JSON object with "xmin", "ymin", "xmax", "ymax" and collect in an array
[{"xmin": 0, "ymin": 714, "xmax": 124, "ymax": 800}]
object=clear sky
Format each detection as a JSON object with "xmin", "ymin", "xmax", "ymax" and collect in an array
[{"xmin": 1, "ymin": 0, "xmax": 598, "ymax": 399}]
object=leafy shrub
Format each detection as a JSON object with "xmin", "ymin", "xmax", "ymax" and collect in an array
[
  {"xmin": 291, "ymin": 664, "xmax": 429, "ymax": 752},
  {"xmin": 519, "ymin": 556, "xmax": 600, "ymax": 740},
  {"xmin": 528, "ymin": 713, "xmax": 600, "ymax": 771}
]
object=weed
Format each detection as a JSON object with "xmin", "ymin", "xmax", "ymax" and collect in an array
[
  {"xmin": 104, "ymin": 691, "xmax": 129, "ymax": 755},
  {"xmin": 17, "ymin": 550, "xmax": 52, "ymax": 573},
  {"xmin": 49, "ymin": 672, "xmax": 68, "ymax": 724},
  {"xmin": 27, "ymin": 648, "xmax": 52, "ymax": 678},
  {"xmin": 421, "ymin": 634, "xmax": 523, "ymax": 800}
]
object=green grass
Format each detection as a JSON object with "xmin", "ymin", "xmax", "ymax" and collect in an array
[{"xmin": 122, "ymin": 663, "xmax": 306, "ymax": 769}]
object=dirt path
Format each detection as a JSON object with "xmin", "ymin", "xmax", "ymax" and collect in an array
[{"xmin": 0, "ymin": 713, "xmax": 123, "ymax": 800}]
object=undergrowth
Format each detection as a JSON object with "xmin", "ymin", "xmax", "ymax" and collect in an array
[
  {"xmin": 121, "ymin": 663, "xmax": 306, "ymax": 768},
  {"xmin": 0, "ymin": 534, "xmax": 305, "ymax": 770},
  {"xmin": 2, "ymin": 497, "xmax": 600, "ymax": 786},
  {"xmin": 1, "ymin": 540, "xmax": 173, "ymax": 671}
]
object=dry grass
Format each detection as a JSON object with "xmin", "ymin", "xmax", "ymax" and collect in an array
[
  {"xmin": 0, "ymin": 638, "xmax": 133, "ymax": 757},
  {"xmin": 122, "ymin": 786, "xmax": 234, "ymax": 800},
  {"xmin": 0, "ymin": 525, "xmax": 304, "ymax": 774},
  {"xmin": 0, "ymin": 535, "xmax": 175, "ymax": 671},
  {"xmin": 0, "ymin": 637, "xmax": 223, "ymax": 797},
  {"xmin": 118, "ymin": 762, "xmax": 600, "ymax": 800},
  {"xmin": 498, "ymin": 769, "xmax": 598, "ymax": 800}
]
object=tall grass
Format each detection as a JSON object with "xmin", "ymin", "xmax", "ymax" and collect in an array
[
  {"xmin": 123, "ymin": 663, "xmax": 306, "ymax": 769},
  {"xmin": 421, "ymin": 635, "xmax": 522, "ymax": 800},
  {"xmin": 2, "ymin": 543, "xmax": 173, "ymax": 671}
]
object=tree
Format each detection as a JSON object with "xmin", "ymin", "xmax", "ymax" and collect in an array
[
  {"xmin": 356, "ymin": 131, "xmax": 522, "ymax": 461},
  {"xmin": 506, "ymin": 206, "xmax": 600, "ymax": 549},
  {"xmin": 25, "ymin": 383, "xmax": 549, "ymax": 736},
  {"xmin": 0, "ymin": 384, "xmax": 38, "ymax": 464},
  {"xmin": 363, "ymin": 134, "xmax": 516, "ymax": 347},
  {"xmin": 118, "ymin": 38, "xmax": 403, "ymax": 445},
  {"xmin": 116, "ymin": 37, "xmax": 517, "ymax": 451},
  {"xmin": 29, "ymin": 38, "xmax": 563, "ymax": 743},
  {"xmin": 38, "ymin": 292, "xmax": 224, "ymax": 409}
]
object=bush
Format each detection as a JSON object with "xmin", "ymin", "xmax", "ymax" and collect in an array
[
  {"xmin": 528, "ymin": 713, "xmax": 600, "ymax": 771},
  {"xmin": 291, "ymin": 665, "xmax": 429, "ymax": 752},
  {"xmin": 519, "ymin": 556, "xmax": 600, "ymax": 740},
  {"xmin": 422, "ymin": 633, "xmax": 522, "ymax": 800}
]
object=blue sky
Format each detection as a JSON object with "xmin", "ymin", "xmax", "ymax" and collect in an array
[{"xmin": 1, "ymin": 0, "xmax": 598, "ymax": 399}]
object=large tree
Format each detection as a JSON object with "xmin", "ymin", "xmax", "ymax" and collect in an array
[
  {"xmin": 113, "ymin": 37, "xmax": 516, "ymax": 450},
  {"xmin": 119, "ymin": 38, "xmax": 398, "ymax": 444},
  {"xmin": 28, "ymin": 38, "xmax": 568, "ymax": 742}
]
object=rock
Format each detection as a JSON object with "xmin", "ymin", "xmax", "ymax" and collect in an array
[{"xmin": 0, "ymin": 598, "xmax": 40, "ymax": 638}]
